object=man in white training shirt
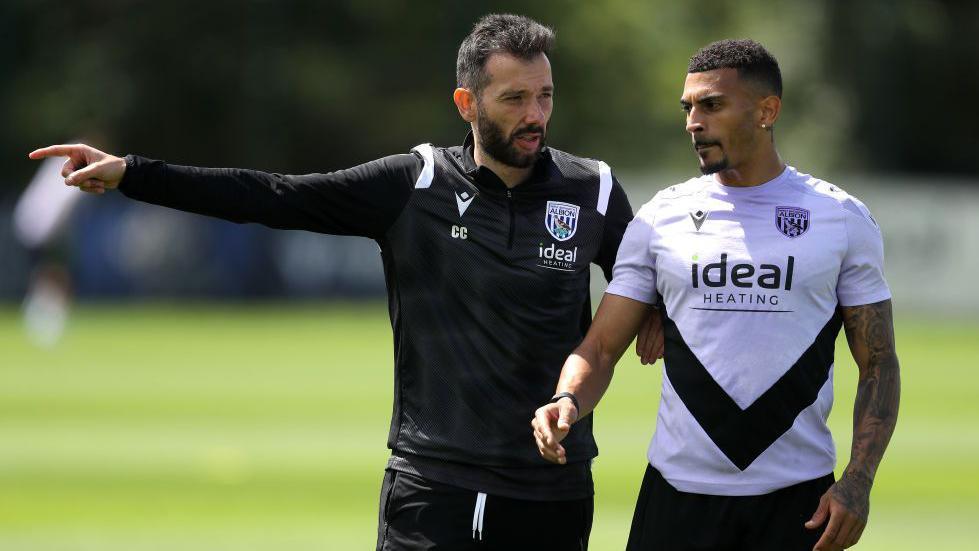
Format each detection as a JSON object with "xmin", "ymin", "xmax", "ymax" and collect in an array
[{"xmin": 532, "ymin": 39, "xmax": 900, "ymax": 551}]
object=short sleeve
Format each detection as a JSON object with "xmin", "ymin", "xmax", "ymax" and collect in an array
[
  {"xmin": 837, "ymin": 197, "xmax": 892, "ymax": 307},
  {"xmin": 594, "ymin": 175, "xmax": 634, "ymax": 282},
  {"xmin": 605, "ymin": 203, "xmax": 658, "ymax": 304}
]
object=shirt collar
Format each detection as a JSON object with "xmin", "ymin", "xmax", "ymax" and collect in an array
[{"xmin": 461, "ymin": 131, "xmax": 553, "ymax": 187}]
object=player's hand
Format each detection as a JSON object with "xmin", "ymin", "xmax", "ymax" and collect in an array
[
  {"xmin": 635, "ymin": 307, "xmax": 664, "ymax": 365},
  {"xmin": 531, "ymin": 399, "xmax": 578, "ymax": 464},
  {"xmin": 806, "ymin": 473, "xmax": 870, "ymax": 550},
  {"xmin": 28, "ymin": 143, "xmax": 126, "ymax": 195}
]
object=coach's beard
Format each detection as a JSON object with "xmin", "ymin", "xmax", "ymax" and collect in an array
[{"xmin": 477, "ymin": 112, "xmax": 546, "ymax": 169}]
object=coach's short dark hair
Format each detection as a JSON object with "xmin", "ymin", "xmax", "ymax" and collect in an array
[
  {"xmin": 456, "ymin": 14, "xmax": 555, "ymax": 93},
  {"xmin": 688, "ymin": 39, "xmax": 782, "ymax": 98}
]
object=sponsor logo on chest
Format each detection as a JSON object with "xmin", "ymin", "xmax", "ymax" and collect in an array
[
  {"xmin": 537, "ymin": 242, "xmax": 579, "ymax": 272},
  {"xmin": 691, "ymin": 253, "xmax": 795, "ymax": 309}
]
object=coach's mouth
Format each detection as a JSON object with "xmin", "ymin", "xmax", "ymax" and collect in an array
[{"xmin": 514, "ymin": 133, "xmax": 542, "ymax": 151}]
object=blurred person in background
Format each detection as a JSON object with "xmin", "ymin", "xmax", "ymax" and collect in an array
[
  {"xmin": 533, "ymin": 39, "xmax": 900, "ymax": 551},
  {"xmin": 13, "ymin": 140, "xmax": 89, "ymax": 347},
  {"xmin": 30, "ymin": 13, "xmax": 663, "ymax": 551}
]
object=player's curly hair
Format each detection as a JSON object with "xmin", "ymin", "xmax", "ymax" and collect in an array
[
  {"xmin": 456, "ymin": 14, "xmax": 555, "ymax": 94},
  {"xmin": 688, "ymin": 39, "xmax": 782, "ymax": 98}
]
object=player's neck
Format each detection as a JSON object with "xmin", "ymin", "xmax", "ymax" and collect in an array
[
  {"xmin": 715, "ymin": 147, "xmax": 785, "ymax": 188},
  {"xmin": 473, "ymin": 143, "xmax": 533, "ymax": 189}
]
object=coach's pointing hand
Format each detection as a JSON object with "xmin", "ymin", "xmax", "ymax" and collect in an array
[
  {"xmin": 532, "ymin": 397, "xmax": 578, "ymax": 464},
  {"xmin": 29, "ymin": 144, "xmax": 126, "ymax": 195}
]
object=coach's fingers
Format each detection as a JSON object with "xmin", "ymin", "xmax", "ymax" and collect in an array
[
  {"xmin": 636, "ymin": 314, "xmax": 652, "ymax": 364},
  {"xmin": 636, "ymin": 319, "xmax": 649, "ymax": 362},
  {"xmin": 66, "ymin": 161, "xmax": 107, "ymax": 186},
  {"xmin": 79, "ymin": 179, "xmax": 104, "ymax": 191},
  {"xmin": 636, "ymin": 308, "xmax": 664, "ymax": 365},
  {"xmin": 62, "ymin": 158, "xmax": 78, "ymax": 178},
  {"xmin": 79, "ymin": 180, "xmax": 105, "ymax": 194},
  {"xmin": 27, "ymin": 144, "xmax": 87, "ymax": 161}
]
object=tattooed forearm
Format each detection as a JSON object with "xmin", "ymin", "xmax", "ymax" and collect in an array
[{"xmin": 837, "ymin": 299, "xmax": 901, "ymax": 517}]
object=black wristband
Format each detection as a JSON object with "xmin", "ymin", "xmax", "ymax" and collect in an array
[{"xmin": 549, "ymin": 391, "xmax": 580, "ymax": 412}]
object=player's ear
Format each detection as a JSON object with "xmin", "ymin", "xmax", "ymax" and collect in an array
[
  {"xmin": 454, "ymin": 88, "xmax": 477, "ymax": 123},
  {"xmin": 758, "ymin": 94, "xmax": 781, "ymax": 128}
]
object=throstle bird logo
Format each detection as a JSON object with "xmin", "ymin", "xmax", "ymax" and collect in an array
[
  {"xmin": 545, "ymin": 201, "xmax": 579, "ymax": 241},
  {"xmin": 775, "ymin": 206, "xmax": 810, "ymax": 238}
]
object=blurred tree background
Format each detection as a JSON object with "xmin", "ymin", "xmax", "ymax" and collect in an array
[{"xmin": 2, "ymin": 0, "xmax": 976, "ymax": 195}]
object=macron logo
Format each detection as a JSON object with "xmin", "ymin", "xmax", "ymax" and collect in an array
[
  {"xmin": 456, "ymin": 190, "xmax": 475, "ymax": 217},
  {"xmin": 690, "ymin": 209, "xmax": 709, "ymax": 231}
]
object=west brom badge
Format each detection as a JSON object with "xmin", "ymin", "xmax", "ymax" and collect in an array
[
  {"xmin": 775, "ymin": 206, "xmax": 810, "ymax": 238},
  {"xmin": 545, "ymin": 201, "xmax": 580, "ymax": 241}
]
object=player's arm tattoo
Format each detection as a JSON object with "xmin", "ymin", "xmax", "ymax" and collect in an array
[{"xmin": 836, "ymin": 299, "xmax": 901, "ymax": 519}]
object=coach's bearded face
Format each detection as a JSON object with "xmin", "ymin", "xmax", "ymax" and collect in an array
[{"xmin": 475, "ymin": 99, "xmax": 547, "ymax": 169}]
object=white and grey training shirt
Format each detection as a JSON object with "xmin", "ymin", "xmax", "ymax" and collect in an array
[{"xmin": 607, "ymin": 165, "xmax": 890, "ymax": 496}]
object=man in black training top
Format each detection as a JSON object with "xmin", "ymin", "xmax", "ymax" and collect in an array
[{"xmin": 31, "ymin": 13, "xmax": 662, "ymax": 551}]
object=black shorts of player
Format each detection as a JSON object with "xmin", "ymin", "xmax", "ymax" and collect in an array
[
  {"xmin": 376, "ymin": 469, "xmax": 593, "ymax": 551},
  {"xmin": 626, "ymin": 464, "xmax": 834, "ymax": 551}
]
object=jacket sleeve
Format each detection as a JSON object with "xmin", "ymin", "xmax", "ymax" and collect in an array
[
  {"xmin": 117, "ymin": 152, "xmax": 423, "ymax": 239},
  {"xmin": 594, "ymin": 175, "xmax": 634, "ymax": 282}
]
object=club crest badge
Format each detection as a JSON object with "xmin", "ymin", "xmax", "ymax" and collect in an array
[
  {"xmin": 545, "ymin": 201, "xmax": 580, "ymax": 241},
  {"xmin": 775, "ymin": 206, "xmax": 810, "ymax": 238}
]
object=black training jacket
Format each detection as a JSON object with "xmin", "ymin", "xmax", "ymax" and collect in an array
[{"xmin": 119, "ymin": 133, "xmax": 633, "ymax": 500}]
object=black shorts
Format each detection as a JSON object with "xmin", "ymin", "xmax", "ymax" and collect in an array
[
  {"xmin": 626, "ymin": 464, "xmax": 834, "ymax": 551},
  {"xmin": 376, "ymin": 469, "xmax": 593, "ymax": 551}
]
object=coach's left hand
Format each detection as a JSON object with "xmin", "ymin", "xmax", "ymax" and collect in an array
[
  {"xmin": 635, "ymin": 306, "xmax": 664, "ymax": 365},
  {"xmin": 806, "ymin": 472, "xmax": 870, "ymax": 550}
]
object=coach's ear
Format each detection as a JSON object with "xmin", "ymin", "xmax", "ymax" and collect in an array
[{"xmin": 453, "ymin": 88, "xmax": 476, "ymax": 123}]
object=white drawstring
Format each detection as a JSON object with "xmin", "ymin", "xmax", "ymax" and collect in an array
[{"xmin": 471, "ymin": 492, "xmax": 487, "ymax": 540}]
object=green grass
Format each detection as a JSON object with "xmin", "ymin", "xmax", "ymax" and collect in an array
[{"xmin": 1, "ymin": 303, "xmax": 977, "ymax": 549}]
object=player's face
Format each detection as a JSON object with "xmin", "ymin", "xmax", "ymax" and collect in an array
[
  {"xmin": 474, "ymin": 53, "xmax": 553, "ymax": 168},
  {"xmin": 681, "ymin": 68, "xmax": 765, "ymax": 175}
]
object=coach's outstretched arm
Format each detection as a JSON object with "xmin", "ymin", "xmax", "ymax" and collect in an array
[
  {"xmin": 533, "ymin": 294, "xmax": 652, "ymax": 464},
  {"xmin": 29, "ymin": 143, "xmax": 419, "ymax": 239},
  {"xmin": 808, "ymin": 299, "xmax": 901, "ymax": 551}
]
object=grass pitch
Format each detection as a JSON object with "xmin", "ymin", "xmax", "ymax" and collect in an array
[{"xmin": 1, "ymin": 303, "xmax": 977, "ymax": 549}]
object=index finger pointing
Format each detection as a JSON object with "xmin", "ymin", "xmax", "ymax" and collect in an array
[{"xmin": 29, "ymin": 145, "xmax": 80, "ymax": 160}]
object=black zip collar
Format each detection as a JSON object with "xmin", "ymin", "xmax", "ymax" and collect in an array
[{"xmin": 454, "ymin": 132, "xmax": 555, "ymax": 194}]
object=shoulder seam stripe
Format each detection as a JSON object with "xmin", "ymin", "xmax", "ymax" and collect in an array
[
  {"xmin": 597, "ymin": 160, "xmax": 612, "ymax": 216},
  {"xmin": 411, "ymin": 143, "xmax": 435, "ymax": 189}
]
